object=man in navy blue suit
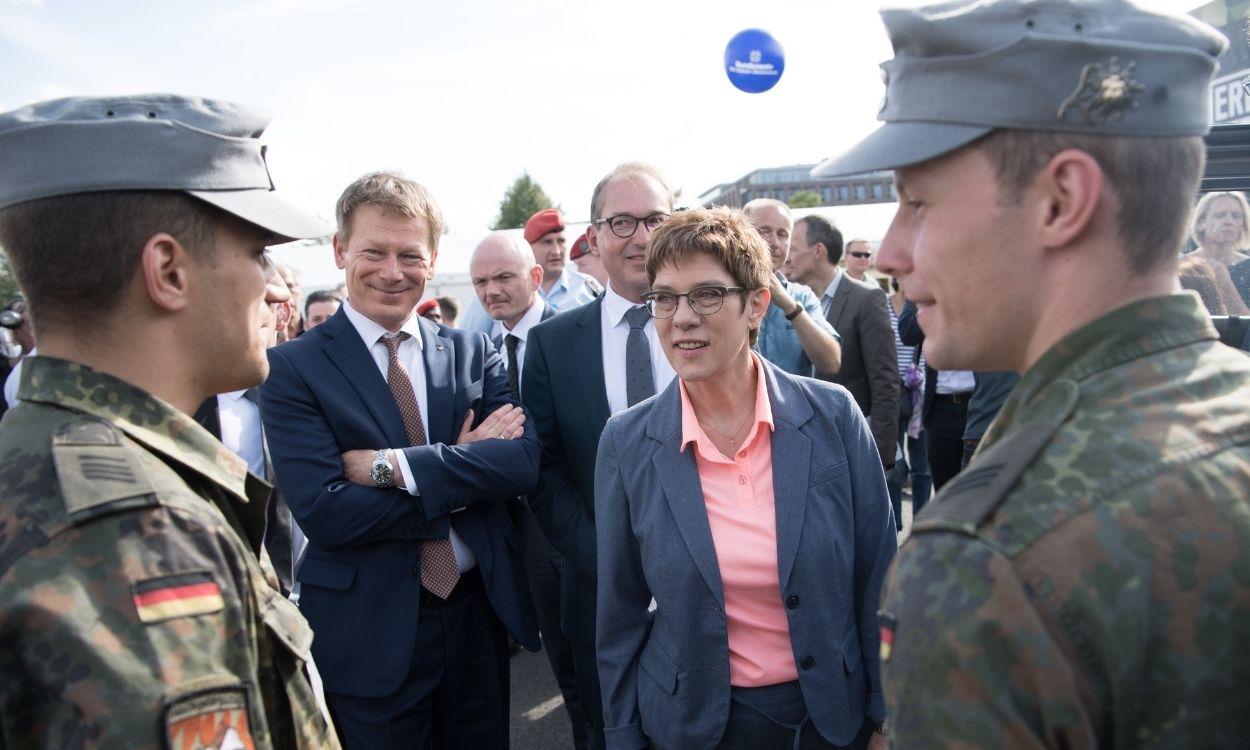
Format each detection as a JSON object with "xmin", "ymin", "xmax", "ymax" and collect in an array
[
  {"xmin": 523, "ymin": 162, "xmax": 679, "ymax": 750},
  {"xmin": 261, "ymin": 171, "xmax": 540, "ymax": 749}
]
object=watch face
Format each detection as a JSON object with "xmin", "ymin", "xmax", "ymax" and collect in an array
[{"xmin": 371, "ymin": 461, "xmax": 392, "ymax": 486}]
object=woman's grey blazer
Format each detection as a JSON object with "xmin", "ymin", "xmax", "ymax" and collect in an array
[{"xmin": 594, "ymin": 359, "xmax": 897, "ymax": 750}]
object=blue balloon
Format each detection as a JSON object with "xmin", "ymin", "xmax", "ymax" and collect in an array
[{"xmin": 725, "ymin": 29, "xmax": 785, "ymax": 94}]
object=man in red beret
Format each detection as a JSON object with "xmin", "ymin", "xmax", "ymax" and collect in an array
[
  {"xmin": 416, "ymin": 297, "xmax": 442, "ymax": 324},
  {"xmin": 524, "ymin": 208, "xmax": 600, "ymax": 311},
  {"xmin": 570, "ymin": 233, "xmax": 607, "ymax": 290}
]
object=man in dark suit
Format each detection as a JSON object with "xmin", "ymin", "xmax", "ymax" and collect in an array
[
  {"xmin": 789, "ymin": 214, "xmax": 899, "ymax": 468},
  {"xmin": 898, "ymin": 300, "xmax": 1016, "ymax": 494},
  {"xmin": 470, "ymin": 231, "xmax": 588, "ymax": 750},
  {"xmin": 261, "ymin": 172, "xmax": 540, "ymax": 749},
  {"xmin": 193, "ymin": 265, "xmax": 298, "ymax": 593},
  {"xmin": 523, "ymin": 162, "xmax": 677, "ymax": 750}
]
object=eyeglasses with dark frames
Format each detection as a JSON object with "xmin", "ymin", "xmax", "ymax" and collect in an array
[
  {"xmin": 642, "ymin": 285, "xmax": 748, "ymax": 319},
  {"xmin": 594, "ymin": 213, "xmax": 670, "ymax": 239},
  {"xmin": 848, "ymin": 251, "xmax": 873, "ymax": 259}
]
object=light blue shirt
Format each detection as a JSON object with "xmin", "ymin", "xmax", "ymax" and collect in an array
[
  {"xmin": 755, "ymin": 276, "xmax": 841, "ymax": 377},
  {"xmin": 541, "ymin": 265, "xmax": 600, "ymax": 311}
]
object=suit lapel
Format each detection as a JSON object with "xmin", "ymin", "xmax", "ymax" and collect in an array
[
  {"xmin": 419, "ymin": 319, "xmax": 455, "ymax": 445},
  {"xmin": 764, "ymin": 363, "xmax": 814, "ymax": 590},
  {"xmin": 193, "ymin": 397, "xmax": 222, "ymax": 440},
  {"xmin": 321, "ymin": 309, "xmax": 410, "ymax": 449},
  {"xmin": 648, "ymin": 385, "xmax": 724, "ymax": 608},
  {"xmin": 575, "ymin": 299, "xmax": 611, "ymax": 430},
  {"xmin": 826, "ymin": 281, "xmax": 853, "ymax": 332}
]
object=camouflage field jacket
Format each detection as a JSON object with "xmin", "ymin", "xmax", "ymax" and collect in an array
[
  {"xmin": 880, "ymin": 294, "xmax": 1250, "ymax": 749},
  {"xmin": 0, "ymin": 356, "xmax": 339, "ymax": 749}
]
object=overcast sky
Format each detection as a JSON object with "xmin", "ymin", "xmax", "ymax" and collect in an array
[{"xmin": 0, "ymin": 0, "xmax": 1203, "ymax": 285}]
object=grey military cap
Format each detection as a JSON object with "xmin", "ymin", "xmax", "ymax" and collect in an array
[
  {"xmin": 0, "ymin": 94, "xmax": 328, "ymax": 241},
  {"xmin": 814, "ymin": 0, "xmax": 1228, "ymax": 178}
]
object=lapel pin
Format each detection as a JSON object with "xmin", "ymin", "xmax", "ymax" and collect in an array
[{"xmin": 435, "ymin": 344, "xmax": 445, "ymax": 352}]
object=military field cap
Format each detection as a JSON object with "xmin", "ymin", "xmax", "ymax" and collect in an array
[
  {"xmin": 813, "ymin": 0, "xmax": 1228, "ymax": 178},
  {"xmin": 0, "ymin": 94, "xmax": 329, "ymax": 241}
]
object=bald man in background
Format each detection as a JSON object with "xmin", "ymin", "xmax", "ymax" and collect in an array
[{"xmin": 469, "ymin": 233, "xmax": 588, "ymax": 749}]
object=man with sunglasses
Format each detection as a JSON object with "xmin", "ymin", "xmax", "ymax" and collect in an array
[
  {"xmin": 844, "ymin": 239, "xmax": 875, "ymax": 283},
  {"xmin": 523, "ymin": 162, "xmax": 677, "ymax": 750}
]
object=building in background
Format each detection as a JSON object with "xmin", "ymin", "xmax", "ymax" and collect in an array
[
  {"xmin": 699, "ymin": 164, "xmax": 896, "ymax": 209},
  {"xmin": 1191, "ymin": 0, "xmax": 1250, "ymax": 125}
]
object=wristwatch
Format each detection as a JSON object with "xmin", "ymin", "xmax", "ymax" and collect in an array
[{"xmin": 370, "ymin": 449, "xmax": 394, "ymax": 488}]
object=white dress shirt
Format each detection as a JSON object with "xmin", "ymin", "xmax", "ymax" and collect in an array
[
  {"xmin": 491, "ymin": 297, "xmax": 546, "ymax": 390},
  {"xmin": 820, "ymin": 269, "xmax": 847, "ymax": 316},
  {"xmin": 936, "ymin": 369, "xmax": 976, "ymax": 395},
  {"xmin": 216, "ymin": 390, "xmax": 266, "ymax": 478},
  {"xmin": 342, "ymin": 300, "xmax": 476, "ymax": 572},
  {"xmin": 600, "ymin": 283, "xmax": 676, "ymax": 416}
]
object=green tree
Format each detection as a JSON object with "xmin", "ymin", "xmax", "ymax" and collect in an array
[
  {"xmin": 492, "ymin": 172, "xmax": 555, "ymax": 230},
  {"xmin": 787, "ymin": 190, "xmax": 822, "ymax": 209},
  {"xmin": 0, "ymin": 254, "xmax": 20, "ymax": 303}
]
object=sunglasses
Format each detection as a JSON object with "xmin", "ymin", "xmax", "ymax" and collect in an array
[{"xmin": 849, "ymin": 251, "xmax": 872, "ymax": 259}]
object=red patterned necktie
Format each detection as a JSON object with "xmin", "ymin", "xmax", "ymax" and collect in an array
[{"xmin": 382, "ymin": 333, "xmax": 460, "ymax": 599}]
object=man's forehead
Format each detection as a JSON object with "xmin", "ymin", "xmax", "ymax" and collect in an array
[
  {"xmin": 535, "ymin": 230, "xmax": 565, "ymax": 243},
  {"xmin": 748, "ymin": 205, "xmax": 792, "ymax": 230},
  {"xmin": 600, "ymin": 174, "xmax": 669, "ymax": 214},
  {"xmin": 472, "ymin": 242, "xmax": 527, "ymax": 274}
]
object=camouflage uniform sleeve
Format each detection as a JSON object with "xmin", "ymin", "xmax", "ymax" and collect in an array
[
  {"xmin": 880, "ymin": 532, "xmax": 1099, "ymax": 749},
  {"xmin": 0, "ymin": 502, "xmax": 280, "ymax": 749}
]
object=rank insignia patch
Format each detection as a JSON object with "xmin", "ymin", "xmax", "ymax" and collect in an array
[
  {"xmin": 166, "ymin": 688, "xmax": 255, "ymax": 750},
  {"xmin": 132, "ymin": 571, "xmax": 224, "ymax": 623}
]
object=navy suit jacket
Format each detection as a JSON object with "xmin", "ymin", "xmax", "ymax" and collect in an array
[
  {"xmin": 521, "ymin": 297, "xmax": 610, "ymax": 646},
  {"xmin": 260, "ymin": 307, "xmax": 540, "ymax": 698},
  {"xmin": 594, "ymin": 359, "xmax": 896, "ymax": 749}
]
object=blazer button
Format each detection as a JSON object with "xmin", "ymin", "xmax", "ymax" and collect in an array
[
  {"xmin": 800, "ymin": 656, "xmax": 815, "ymax": 670},
  {"xmin": 786, "ymin": 594, "xmax": 800, "ymax": 609}
]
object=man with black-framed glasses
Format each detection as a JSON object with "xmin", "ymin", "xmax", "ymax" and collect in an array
[{"xmin": 523, "ymin": 162, "xmax": 678, "ymax": 750}]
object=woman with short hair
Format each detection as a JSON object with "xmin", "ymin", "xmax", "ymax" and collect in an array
[{"xmin": 595, "ymin": 207, "xmax": 895, "ymax": 750}]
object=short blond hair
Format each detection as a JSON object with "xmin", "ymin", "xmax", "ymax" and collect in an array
[
  {"xmin": 335, "ymin": 171, "xmax": 445, "ymax": 251},
  {"xmin": 645, "ymin": 207, "xmax": 771, "ymax": 346}
]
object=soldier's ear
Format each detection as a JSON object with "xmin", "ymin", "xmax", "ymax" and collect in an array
[
  {"xmin": 139, "ymin": 233, "xmax": 192, "ymax": 313},
  {"xmin": 1035, "ymin": 148, "xmax": 1104, "ymax": 250}
]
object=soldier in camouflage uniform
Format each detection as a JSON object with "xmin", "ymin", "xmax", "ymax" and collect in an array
[
  {"xmin": 0, "ymin": 96, "xmax": 340, "ymax": 748},
  {"xmin": 815, "ymin": 1, "xmax": 1250, "ymax": 747}
]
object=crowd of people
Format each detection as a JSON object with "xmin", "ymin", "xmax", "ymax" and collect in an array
[{"xmin": 3, "ymin": 0, "xmax": 1250, "ymax": 749}]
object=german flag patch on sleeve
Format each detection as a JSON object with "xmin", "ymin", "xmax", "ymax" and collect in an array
[
  {"xmin": 878, "ymin": 609, "xmax": 897, "ymax": 663},
  {"xmin": 132, "ymin": 571, "xmax": 225, "ymax": 623}
]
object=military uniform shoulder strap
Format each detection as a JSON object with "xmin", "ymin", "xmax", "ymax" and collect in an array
[
  {"xmin": 51, "ymin": 417, "xmax": 159, "ymax": 524},
  {"xmin": 0, "ymin": 417, "xmax": 161, "ymax": 579},
  {"xmin": 911, "ymin": 380, "xmax": 1080, "ymax": 537}
]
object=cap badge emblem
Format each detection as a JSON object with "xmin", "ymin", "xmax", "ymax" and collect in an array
[{"xmin": 1057, "ymin": 57, "xmax": 1144, "ymax": 125}]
